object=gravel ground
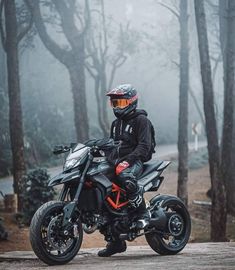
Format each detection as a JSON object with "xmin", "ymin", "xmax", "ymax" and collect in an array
[{"xmin": 0, "ymin": 243, "xmax": 235, "ymax": 270}]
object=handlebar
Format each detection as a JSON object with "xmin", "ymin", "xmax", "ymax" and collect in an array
[{"xmin": 53, "ymin": 139, "xmax": 121, "ymax": 155}]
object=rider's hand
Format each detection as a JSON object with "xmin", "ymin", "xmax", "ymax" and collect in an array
[{"xmin": 116, "ymin": 161, "xmax": 130, "ymax": 175}]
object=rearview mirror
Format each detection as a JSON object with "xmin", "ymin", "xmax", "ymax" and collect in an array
[{"xmin": 53, "ymin": 145, "xmax": 65, "ymax": 155}]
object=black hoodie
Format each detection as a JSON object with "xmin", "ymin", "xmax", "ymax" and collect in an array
[{"xmin": 109, "ymin": 109, "xmax": 153, "ymax": 166}]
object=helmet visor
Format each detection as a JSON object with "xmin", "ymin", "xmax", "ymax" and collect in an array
[
  {"xmin": 110, "ymin": 99, "xmax": 130, "ymax": 109},
  {"xmin": 110, "ymin": 95, "xmax": 137, "ymax": 109}
]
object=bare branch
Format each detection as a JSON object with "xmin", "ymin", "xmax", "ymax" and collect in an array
[
  {"xmin": 158, "ymin": 2, "xmax": 180, "ymax": 20},
  {"xmin": 82, "ymin": 0, "xmax": 91, "ymax": 35},
  {"xmin": 18, "ymin": 0, "xmax": 34, "ymax": 43},
  {"xmin": 211, "ymin": 53, "xmax": 222, "ymax": 85},
  {"xmin": 108, "ymin": 64, "xmax": 117, "ymax": 90},
  {"xmin": 116, "ymin": 55, "xmax": 127, "ymax": 68},
  {"xmin": 100, "ymin": 0, "xmax": 108, "ymax": 58},
  {"xmin": 0, "ymin": 0, "xmax": 6, "ymax": 51},
  {"xmin": 52, "ymin": 0, "xmax": 84, "ymax": 48},
  {"xmin": 205, "ymin": 0, "xmax": 218, "ymax": 9},
  {"xmin": 108, "ymin": 55, "xmax": 127, "ymax": 89},
  {"xmin": 85, "ymin": 62, "xmax": 96, "ymax": 78},
  {"xmin": 171, "ymin": 59, "xmax": 180, "ymax": 68},
  {"xmin": 25, "ymin": 0, "xmax": 71, "ymax": 66},
  {"xmin": 74, "ymin": 7, "xmax": 84, "ymax": 31}
]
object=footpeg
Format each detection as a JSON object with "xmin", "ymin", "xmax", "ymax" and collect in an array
[{"xmin": 119, "ymin": 233, "xmax": 136, "ymax": 241}]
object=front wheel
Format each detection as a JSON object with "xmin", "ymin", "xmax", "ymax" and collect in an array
[
  {"xmin": 30, "ymin": 201, "xmax": 83, "ymax": 265},
  {"xmin": 145, "ymin": 196, "xmax": 191, "ymax": 255}
]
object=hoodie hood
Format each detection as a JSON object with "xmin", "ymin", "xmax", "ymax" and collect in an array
[{"xmin": 122, "ymin": 109, "xmax": 148, "ymax": 121}]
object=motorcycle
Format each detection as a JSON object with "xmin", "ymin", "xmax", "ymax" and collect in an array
[{"xmin": 30, "ymin": 138, "xmax": 191, "ymax": 265}]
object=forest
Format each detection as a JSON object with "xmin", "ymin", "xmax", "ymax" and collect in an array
[{"xmin": 0, "ymin": 0, "xmax": 234, "ymax": 248}]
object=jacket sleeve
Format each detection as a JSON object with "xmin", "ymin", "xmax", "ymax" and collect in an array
[
  {"xmin": 110, "ymin": 121, "xmax": 114, "ymax": 139},
  {"xmin": 124, "ymin": 115, "xmax": 152, "ymax": 165}
]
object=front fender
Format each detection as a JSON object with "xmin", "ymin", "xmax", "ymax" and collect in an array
[
  {"xmin": 48, "ymin": 171, "xmax": 81, "ymax": 187},
  {"xmin": 48, "ymin": 173, "xmax": 64, "ymax": 187}
]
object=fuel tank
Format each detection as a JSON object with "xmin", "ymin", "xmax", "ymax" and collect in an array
[{"xmin": 87, "ymin": 158, "xmax": 115, "ymax": 178}]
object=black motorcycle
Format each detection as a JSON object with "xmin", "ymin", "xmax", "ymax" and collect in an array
[{"xmin": 30, "ymin": 138, "xmax": 191, "ymax": 265}]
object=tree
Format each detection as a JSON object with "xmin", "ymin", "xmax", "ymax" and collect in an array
[
  {"xmin": 0, "ymin": 37, "xmax": 10, "ymax": 176},
  {"xmin": 157, "ymin": 0, "xmax": 189, "ymax": 206},
  {"xmin": 85, "ymin": 0, "xmax": 138, "ymax": 136},
  {"xmin": 26, "ymin": 0, "xmax": 89, "ymax": 142},
  {"xmin": 0, "ymin": 0, "xmax": 33, "ymax": 211},
  {"xmin": 177, "ymin": 0, "xmax": 189, "ymax": 207},
  {"xmin": 220, "ymin": 0, "xmax": 235, "ymax": 215},
  {"xmin": 194, "ymin": 0, "xmax": 227, "ymax": 241}
]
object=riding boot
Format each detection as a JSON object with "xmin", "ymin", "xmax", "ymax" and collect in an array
[
  {"xmin": 97, "ymin": 240, "xmax": 127, "ymax": 257},
  {"xmin": 129, "ymin": 195, "xmax": 150, "ymax": 229},
  {"xmin": 135, "ymin": 199, "xmax": 150, "ymax": 228}
]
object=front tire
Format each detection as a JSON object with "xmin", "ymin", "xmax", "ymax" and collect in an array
[
  {"xmin": 30, "ymin": 201, "xmax": 83, "ymax": 265},
  {"xmin": 145, "ymin": 196, "xmax": 191, "ymax": 255}
]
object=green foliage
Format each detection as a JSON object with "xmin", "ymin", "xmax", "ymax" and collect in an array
[
  {"xmin": 0, "ymin": 216, "xmax": 8, "ymax": 240},
  {"xmin": 22, "ymin": 168, "xmax": 55, "ymax": 225},
  {"xmin": 22, "ymin": 86, "xmax": 74, "ymax": 169}
]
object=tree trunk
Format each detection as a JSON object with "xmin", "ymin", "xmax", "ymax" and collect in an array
[
  {"xmin": 194, "ymin": 0, "xmax": 227, "ymax": 241},
  {"xmin": 4, "ymin": 0, "xmax": 26, "ymax": 211},
  {"xmin": 68, "ymin": 40, "xmax": 89, "ymax": 142},
  {"xmin": 219, "ymin": 0, "xmax": 228, "ymax": 68},
  {"xmin": 221, "ymin": 0, "xmax": 235, "ymax": 215},
  {"xmin": 100, "ymin": 68, "xmax": 110, "ymax": 137},
  {"xmin": 0, "ymin": 39, "xmax": 7, "ymax": 171},
  {"xmin": 94, "ymin": 75, "xmax": 109, "ymax": 136},
  {"xmin": 30, "ymin": 1, "xmax": 89, "ymax": 142},
  {"xmin": 232, "ymin": 111, "xmax": 235, "ymax": 215},
  {"xmin": 177, "ymin": 0, "xmax": 189, "ymax": 207}
]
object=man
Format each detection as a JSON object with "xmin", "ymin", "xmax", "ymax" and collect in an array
[{"xmin": 98, "ymin": 84, "xmax": 155, "ymax": 257}]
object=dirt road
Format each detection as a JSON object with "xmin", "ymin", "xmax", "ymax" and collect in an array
[{"xmin": 0, "ymin": 242, "xmax": 234, "ymax": 270}]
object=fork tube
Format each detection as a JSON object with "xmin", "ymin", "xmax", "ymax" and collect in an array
[
  {"xmin": 73, "ymin": 153, "xmax": 93, "ymax": 201},
  {"xmin": 59, "ymin": 185, "xmax": 68, "ymax": 201},
  {"xmin": 62, "ymin": 153, "xmax": 93, "ymax": 226}
]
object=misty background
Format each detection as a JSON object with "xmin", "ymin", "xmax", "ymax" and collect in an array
[
  {"xmin": 1, "ymin": 0, "xmax": 235, "ymax": 245},
  {"xmin": 12, "ymin": 0, "xmax": 214, "ymax": 169}
]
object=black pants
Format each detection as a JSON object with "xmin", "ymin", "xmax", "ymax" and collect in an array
[
  {"xmin": 117, "ymin": 160, "xmax": 144, "ymax": 208},
  {"xmin": 104, "ymin": 161, "xmax": 145, "ymax": 243}
]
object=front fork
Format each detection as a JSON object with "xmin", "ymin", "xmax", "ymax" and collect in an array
[{"xmin": 62, "ymin": 153, "xmax": 93, "ymax": 227}]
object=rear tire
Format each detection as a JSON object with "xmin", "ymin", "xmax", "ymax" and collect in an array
[
  {"xmin": 145, "ymin": 196, "xmax": 191, "ymax": 255},
  {"xmin": 30, "ymin": 201, "xmax": 83, "ymax": 265}
]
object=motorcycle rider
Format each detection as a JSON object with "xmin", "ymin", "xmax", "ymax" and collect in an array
[{"xmin": 98, "ymin": 84, "xmax": 155, "ymax": 257}]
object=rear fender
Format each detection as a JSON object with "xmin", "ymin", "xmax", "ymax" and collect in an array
[
  {"xmin": 150, "ymin": 194, "xmax": 183, "ymax": 210},
  {"xmin": 157, "ymin": 161, "xmax": 171, "ymax": 172}
]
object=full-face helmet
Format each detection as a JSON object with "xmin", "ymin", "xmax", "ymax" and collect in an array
[{"xmin": 106, "ymin": 84, "xmax": 138, "ymax": 118}]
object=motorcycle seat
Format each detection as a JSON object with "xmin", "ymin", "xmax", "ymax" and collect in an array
[{"xmin": 140, "ymin": 160, "xmax": 163, "ymax": 178}]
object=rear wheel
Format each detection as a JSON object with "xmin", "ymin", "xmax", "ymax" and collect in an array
[
  {"xmin": 145, "ymin": 197, "xmax": 191, "ymax": 255},
  {"xmin": 30, "ymin": 201, "xmax": 83, "ymax": 265}
]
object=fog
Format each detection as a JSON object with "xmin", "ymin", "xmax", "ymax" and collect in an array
[
  {"xmin": 0, "ymin": 0, "xmax": 226, "ymax": 173},
  {"xmin": 18, "ymin": 0, "xmax": 212, "ymax": 146}
]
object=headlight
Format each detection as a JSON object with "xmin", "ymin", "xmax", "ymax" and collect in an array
[
  {"xmin": 63, "ymin": 145, "xmax": 90, "ymax": 171},
  {"xmin": 63, "ymin": 158, "xmax": 81, "ymax": 171}
]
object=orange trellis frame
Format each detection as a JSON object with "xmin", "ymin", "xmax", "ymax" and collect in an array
[{"xmin": 106, "ymin": 183, "xmax": 129, "ymax": 209}]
